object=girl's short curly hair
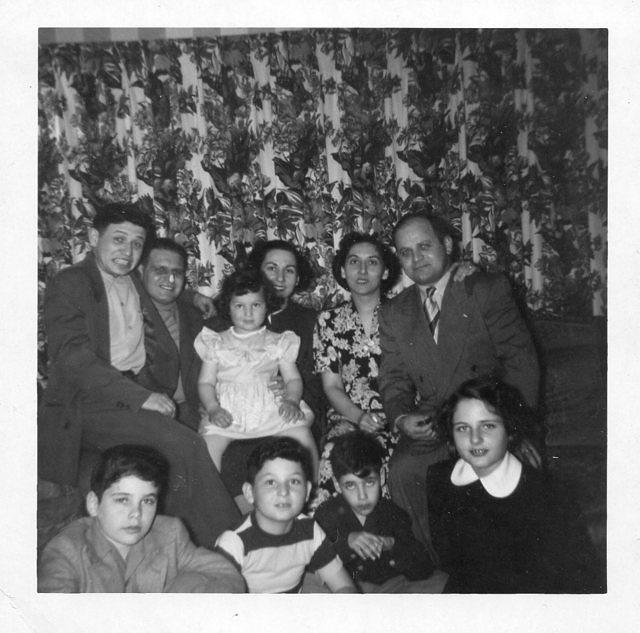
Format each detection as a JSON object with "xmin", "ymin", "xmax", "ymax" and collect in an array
[
  {"xmin": 216, "ymin": 267, "xmax": 284, "ymax": 324},
  {"xmin": 436, "ymin": 374, "xmax": 539, "ymax": 451},
  {"xmin": 331, "ymin": 232, "xmax": 402, "ymax": 295},
  {"xmin": 246, "ymin": 240, "xmax": 315, "ymax": 293}
]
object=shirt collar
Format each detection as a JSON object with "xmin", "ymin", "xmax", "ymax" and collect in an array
[
  {"xmin": 419, "ymin": 267, "xmax": 452, "ymax": 304},
  {"xmin": 450, "ymin": 452, "xmax": 522, "ymax": 498}
]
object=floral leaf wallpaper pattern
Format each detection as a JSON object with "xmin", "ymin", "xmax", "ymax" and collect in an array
[{"xmin": 38, "ymin": 28, "xmax": 607, "ymax": 383}]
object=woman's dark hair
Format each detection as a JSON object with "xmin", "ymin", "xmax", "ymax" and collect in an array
[
  {"xmin": 392, "ymin": 211, "xmax": 461, "ymax": 263},
  {"xmin": 247, "ymin": 240, "xmax": 315, "ymax": 293},
  {"xmin": 329, "ymin": 430, "xmax": 385, "ymax": 480},
  {"xmin": 331, "ymin": 232, "xmax": 402, "ymax": 295},
  {"xmin": 245, "ymin": 436, "xmax": 313, "ymax": 484},
  {"xmin": 90, "ymin": 444, "xmax": 170, "ymax": 502},
  {"xmin": 436, "ymin": 374, "xmax": 538, "ymax": 450},
  {"xmin": 216, "ymin": 267, "xmax": 283, "ymax": 323}
]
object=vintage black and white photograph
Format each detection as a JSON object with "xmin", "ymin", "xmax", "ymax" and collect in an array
[{"xmin": 2, "ymin": 1, "xmax": 637, "ymax": 632}]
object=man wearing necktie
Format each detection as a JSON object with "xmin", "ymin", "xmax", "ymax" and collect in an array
[{"xmin": 379, "ymin": 211, "xmax": 540, "ymax": 553}]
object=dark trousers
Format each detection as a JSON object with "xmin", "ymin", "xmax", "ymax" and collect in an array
[
  {"xmin": 40, "ymin": 402, "xmax": 240, "ymax": 550},
  {"xmin": 388, "ymin": 436, "xmax": 450, "ymax": 561}
]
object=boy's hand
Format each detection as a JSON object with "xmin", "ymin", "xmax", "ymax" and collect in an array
[
  {"xmin": 379, "ymin": 536, "xmax": 395, "ymax": 551},
  {"xmin": 208, "ymin": 407, "xmax": 233, "ymax": 428},
  {"xmin": 347, "ymin": 531, "xmax": 386, "ymax": 560},
  {"xmin": 279, "ymin": 400, "xmax": 303, "ymax": 424}
]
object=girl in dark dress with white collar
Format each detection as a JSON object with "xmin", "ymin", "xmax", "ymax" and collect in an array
[{"xmin": 427, "ymin": 375, "xmax": 599, "ymax": 593}]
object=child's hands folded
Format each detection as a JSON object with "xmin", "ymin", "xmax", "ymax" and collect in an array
[
  {"xmin": 347, "ymin": 531, "xmax": 387, "ymax": 560},
  {"xmin": 279, "ymin": 399, "xmax": 303, "ymax": 424}
]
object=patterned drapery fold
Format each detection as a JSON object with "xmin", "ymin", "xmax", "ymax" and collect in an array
[{"xmin": 38, "ymin": 28, "xmax": 607, "ymax": 320}]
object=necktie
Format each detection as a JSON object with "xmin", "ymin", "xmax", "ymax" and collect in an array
[{"xmin": 424, "ymin": 286, "xmax": 440, "ymax": 340}]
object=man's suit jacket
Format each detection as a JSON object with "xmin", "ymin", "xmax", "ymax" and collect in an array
[
  {"xmin": 39, "ymin": 253, "xmax": 181, "ymax": 484},
  {"xmin": 379, "ymin": 271, "xmax": 539, "ymax": 426},
  {"xmin": 135, "ymin": 295, "xmax": 203, "ymax": 419}
]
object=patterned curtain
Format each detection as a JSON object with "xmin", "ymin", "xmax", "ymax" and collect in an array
[{"xmin": 38, "ymin": 28, "xmax": 607, "ymax": 327}]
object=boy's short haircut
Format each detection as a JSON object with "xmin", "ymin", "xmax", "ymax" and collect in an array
[
  {"xmin": 90, "ymin": 444, "xmax": 170, "ymax": 502},
  {"xmin": 93, "ymin": 201, "xmax": 155, "ymax": 238},
  {"xmin": 246, "ymin": 437, "xmax": 313, "ymax": 484},
  {"xmin": 329, "ymin": 431, "xmax": 384, "ymax": 480}
]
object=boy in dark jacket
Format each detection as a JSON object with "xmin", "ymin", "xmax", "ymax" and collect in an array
[{"xmin": 314, "ymin": 431, "xmax": 447, "ymax": 592}]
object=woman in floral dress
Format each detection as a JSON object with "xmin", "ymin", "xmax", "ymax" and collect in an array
[{"xmin": 312, "ymin": 232, "xmax": 402, "ymax": 507}]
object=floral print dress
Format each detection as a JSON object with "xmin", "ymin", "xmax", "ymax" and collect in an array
[{"xmin": 311, "ymin": 301, "xmax": 397, "ymax": 508}]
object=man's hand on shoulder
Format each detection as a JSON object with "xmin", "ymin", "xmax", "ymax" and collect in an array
[
  {"xmin": 396, "ymin": 413, "xmax": 438, "ymax": 441},
  {"xmin": 451, "ymin": 260, "xmax": 479, "ymax": 283},
  {"xmin": 192, "ymin": 292, "xmax": 217, "ymax": 319},
  {"xmin": 141, "ymin": 392, "xmax": 176, "ymax": 418}
]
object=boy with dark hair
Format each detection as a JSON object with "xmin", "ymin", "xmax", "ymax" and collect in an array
[
  {"xmin": 314, "ymin": 431, "xmax": 447, "ymax": 593},
  {"xmin": 215, "ymin": 437, "xmax": 357, "ymax": 593},
  {"xmin": 38, "ymin": 445, "xmax": 244, "ymax": 593}
]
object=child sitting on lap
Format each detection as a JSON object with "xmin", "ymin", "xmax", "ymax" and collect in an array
[
  {"xmin": 38, "ymin": 444, "xmax": 244, "ymax": 593},
  {"xmin": 195, "ymin": 268, "xmax": 317, "ymax": 476},
  {"xmin": 428, "ymin": 375, "xmax": 600, "ymax": 593},
  {"xmin": 214, "ymin": 436, "xmax": 357, "ymax": 593},
  {"xmin": 314, "ymin": 430, "xmax": 447, "ymax": 593}
]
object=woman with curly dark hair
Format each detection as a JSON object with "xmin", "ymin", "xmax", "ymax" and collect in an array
[{"xmin": 311, "ymin": 232, "xmax": 402, "ymax": 508}]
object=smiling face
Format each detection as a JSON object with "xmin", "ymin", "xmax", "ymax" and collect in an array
[
  {"xmin": 260, "ymin": 248, "xmax": 299, "ymax": 305},
  {"xmin": 229, "ymin": 290, "xmax": 268, "ymax": 334},
  {"xmin": 141, "ymin": 248, "xmax": 186, "ymax": 306},
  {"xmin": 86, "ymin": 475, "xmax": 159, "ymax": 559},
  {"xmin": 242, "ymin": 457, "xmax": 311, "ymax": 535},
  {"xmin": 394, "ymin": 217, "xmax": 452, "ymax": 288},
  {"xmin": 89, "ymin": 221, "xmax": 147, "ymax": 278},
  {"xmin": 335, "ymin": 471, "xmax": 381, "ymax": 523},
  {"xmin": 341, "ymin": 241, "xmax": 388, "ymax": 298},
  {"xmin": 452, "ymin": 398, "xmax": 509, "ymax": 478}
]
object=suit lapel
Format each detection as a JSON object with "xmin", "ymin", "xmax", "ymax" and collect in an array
[
  {"xmin": 395, "ymin": 286, "xmax": 443, "ymax": 389},
  {"xmin": 133, "ymin": 274, "xmax": 179, "ymax": 354},
  {"xmin": 85, "ymin": 254, "xmax": 111, "ymax": 362},
  {"xmin": 177, "ymin": 300, "xmax": 196, "ymax": 380},
  {"xmin": 436, "ymin": 277, "xmax": 473, "ymax": 399}
]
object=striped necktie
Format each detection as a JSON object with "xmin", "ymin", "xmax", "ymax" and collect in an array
[{"xmin": 424, "ymin": 286, "xmax": 440, "ymax": 340}]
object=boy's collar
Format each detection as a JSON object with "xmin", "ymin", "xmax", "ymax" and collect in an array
[{"xmin": 450, "ymin": 452, "xmax": 522, "ymax": 498}]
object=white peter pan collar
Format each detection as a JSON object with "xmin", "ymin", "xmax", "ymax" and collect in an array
[{"xmin": 450, "ymin": 452, "xmax": 523, "ymax": 498}]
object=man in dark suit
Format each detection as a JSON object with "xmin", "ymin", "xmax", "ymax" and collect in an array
[
  {"xmin": 38, "ymin": 204, "xmax": 239, "ymax": 548},
  {"xmin": 136, "ymin": 237, "xmax": 204, "ymax": 431},
  {"xmin": 379, "ymin": 211, "xmax": 540, "ymax": 549}
]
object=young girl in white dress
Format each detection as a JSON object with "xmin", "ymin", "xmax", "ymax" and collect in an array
[{"xmin": 194, "ymin": 268, "xmax": 317, "ymax": 476}]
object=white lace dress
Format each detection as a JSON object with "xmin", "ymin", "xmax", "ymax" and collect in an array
[{"xmin": 194, "ymin": 326, "xmax": 313, "ymax": 438}]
